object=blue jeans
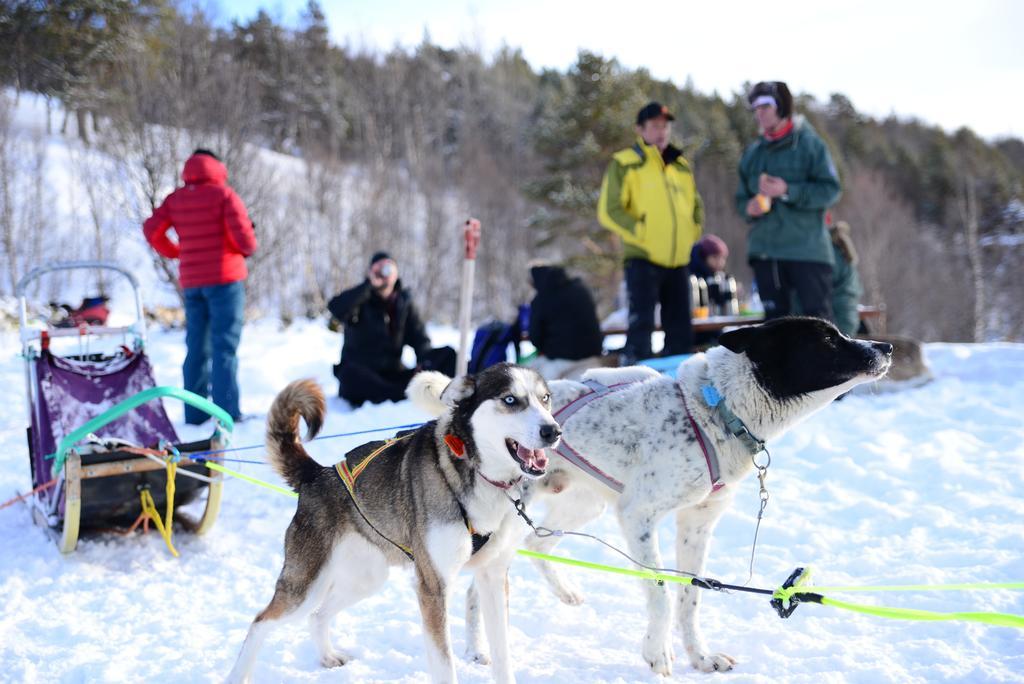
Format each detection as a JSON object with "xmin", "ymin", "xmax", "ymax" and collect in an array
[{"xmin": 183, "ymin": 281, "xmax": 245, "ymax": 424}]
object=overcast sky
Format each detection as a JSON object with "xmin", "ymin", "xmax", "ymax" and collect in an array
[{"xmin": 218, "ymin": 0, "xmax": 1022, "ymax": 141}]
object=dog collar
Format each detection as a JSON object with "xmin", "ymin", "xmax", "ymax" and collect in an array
[
  {"xmin": 701, "ymin": 384, "xmax": 766, "ymax": 456},
  {"xmin": 445, "ymin": 433, "xmax": 522, "ymax": 490},
  {"xmin": 479, "ymin": 472, "xmax": 523, "ymax": 490}
]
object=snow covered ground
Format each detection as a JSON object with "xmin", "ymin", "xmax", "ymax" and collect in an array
[{"xmin": 1, "ymin": 320, "xmax": 1022, "ymax": 683}]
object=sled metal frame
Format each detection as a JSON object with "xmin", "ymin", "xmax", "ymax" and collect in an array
[
  {"xmin": 17, "ymin": 261, "xmax": 147, "ymax": 472},
  {"xmin": 16, "ymin": 261, "xmax": 226, "ymax": 553}
]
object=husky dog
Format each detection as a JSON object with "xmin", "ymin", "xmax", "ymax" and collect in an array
[
  {"xmin": 453, "ymin": 317, "xmax": 892, "ymax": 676},
  {"xmin": 226, "ymin": 363, "xmax": 560, "ymax": 684}
]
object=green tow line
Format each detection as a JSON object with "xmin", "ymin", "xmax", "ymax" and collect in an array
[
  {"xmin": 203, "ymin": 461, "xmax": 298, "ymax": 499},
  {"xmin": 814, "ymin": 595, "xmax": 1024, "ymax": 629},
  {"xmin": 81, "ymin": 414, "xmax": 1019, "ymax": 631},
  {"xmin": 518, "ymin": 549, "xmax": 697, "ymax": 586},
  {"xmin": 518, "ymin": 550, "xmax": 1024, "ymax": 629},
  {"xmin": 46, "ymin": 386, "xmax": 234, "ymax": 477}
]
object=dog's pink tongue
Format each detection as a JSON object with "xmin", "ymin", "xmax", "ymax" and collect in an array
[{"xmin": 516, "ymin": 444, "xmax": 548, "ymax": 470}]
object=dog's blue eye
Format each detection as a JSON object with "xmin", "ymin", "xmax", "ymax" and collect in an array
[
  {"xmin": 503, "ymin": 395, "xmax": 516, "ymax": 405},
  {"xmin": 542, "ymin": 394, "xmax": 551, "ymax": 404}
]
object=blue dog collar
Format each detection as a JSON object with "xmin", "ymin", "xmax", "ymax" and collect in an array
[
  {"xmin": 701, "ymin": 384, "xmax": 723, "ymax": 408},
  {"xmin": 700, "ymin": 383, "xmax": 765, "ymax": 456}
]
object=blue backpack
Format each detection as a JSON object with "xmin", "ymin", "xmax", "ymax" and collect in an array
[{"xmin": 468, "ymin": 306, "xmax": 529, "ymax": 373}]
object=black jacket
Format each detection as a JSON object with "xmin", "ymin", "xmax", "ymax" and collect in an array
[
  {"xmin": 529, "ymin": 266, "xmax": 603, "ymax": 361},
  {"xmin": 328, "ymin": 280, "xmax": 430, "ymax": 374}
]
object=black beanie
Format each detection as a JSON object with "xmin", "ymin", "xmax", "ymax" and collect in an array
[
  {"xmin": 192, "ymin": 148, "xmax": 221, "ymax": 161},
  {"xmin": 748, "ymin": 81, "xmax": 793, "ymax": 119},
  {"xmin": 369, "ymin": 251, "xmax": 393, "ymax": 267}
]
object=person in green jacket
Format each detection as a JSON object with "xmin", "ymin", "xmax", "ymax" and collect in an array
[
  {"xmin": 791, "ymin": 216, "xmax": 864, "ymax": 335},
  {"xmin": 598, "ymin": 101, "xmax": 704, "ymax": 363},
  {"xmin": 827, "ymin": 219, "xmax": 864, "ymax": 336},
  {"xmin": 736, "ymin": 81, "xmax": 841, "ymax": 321}
]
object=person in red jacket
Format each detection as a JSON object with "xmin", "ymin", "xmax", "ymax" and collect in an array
[{"xmin": 143, "ymin": 149, "xmax": 257, "ymax": 424}]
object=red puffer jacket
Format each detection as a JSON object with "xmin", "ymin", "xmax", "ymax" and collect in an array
[{"xmin": 143, "ymin": 153, "xmax": 258, "ymax": 288}]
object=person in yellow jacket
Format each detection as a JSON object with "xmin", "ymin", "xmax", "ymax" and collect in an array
[{"xmin": 598, "ymin": 101, "xmax": 704, "ymax": 363}]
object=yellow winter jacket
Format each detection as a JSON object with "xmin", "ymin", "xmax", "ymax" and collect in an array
[{"xmin": 597, "ymin": 139, "xmax": 703, "ymax": 268}]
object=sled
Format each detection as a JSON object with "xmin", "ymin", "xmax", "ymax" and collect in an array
[{"xmin": 17, "ymin": 261, "xmax": 234, "ymax": 553}]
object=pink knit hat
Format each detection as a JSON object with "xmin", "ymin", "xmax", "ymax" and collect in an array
[{"xmin": 698, "ymin": 234, "xmax": 729, "ymax": 258}]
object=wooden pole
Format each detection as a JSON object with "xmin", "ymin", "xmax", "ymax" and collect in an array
[{"xmin": 456, "ymin": 218, "xmax": 481, "ymax": 376}]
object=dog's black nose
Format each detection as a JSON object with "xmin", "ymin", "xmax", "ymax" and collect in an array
[
  {"xmin": 874, "ymin": 342, "xmax": 894, "ymax": 356},
  {"xmin": 539, "ymin": 423, "xmax": 561, "ymax": 443}
]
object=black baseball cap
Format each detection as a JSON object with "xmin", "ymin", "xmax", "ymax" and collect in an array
[
  {"xmin": 369, "ymin": 251, "xmax": 393, "ymax": 267},
  {"xmin": 636, "ymin": 101, "xmax": 675, "ymax": 125}
]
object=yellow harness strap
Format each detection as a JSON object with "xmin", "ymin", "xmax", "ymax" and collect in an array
[
  {"xmin": 335, "ymin": 434, "xmax": 412, "ymax": 488},
  {"xmin": 138, "ymin": 460, "xmax": 179, "ymax": 557},
  {"xmin": 335, "ymin": 435, "xmax": 415, "ymax": 558},
  {"xmin": 333, "ymin": 432, "xmax": 489, "ymax": 557}
]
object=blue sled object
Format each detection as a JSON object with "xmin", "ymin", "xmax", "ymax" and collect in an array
[{"xmin": 637, "ymin": 353, "xmax": 693, "ymax": 376}]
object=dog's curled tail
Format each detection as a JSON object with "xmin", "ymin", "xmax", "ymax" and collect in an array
[
  {"xmin": 266, "ymin": 379, "xmax": 326, "ymax": 489},
  {"xmin": 407, "ymin": 370, "xmax": 451, "ymax": 417}
]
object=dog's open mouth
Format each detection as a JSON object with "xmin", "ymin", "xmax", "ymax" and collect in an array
[{"xmin": 505, "ymin": 438, "xmax": 548, "ymax": 476}]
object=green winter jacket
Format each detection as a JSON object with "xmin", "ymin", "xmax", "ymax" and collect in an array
[
  {"xmin": 598, "ymin": 139, "xmax": 703, "ymax": 268},
  {"xmin": 830, "ymin": 242, "xmax": 863, "ymax": 336},
  {"xmin": 735, "ymin": 117, "xmax": 841, "ymax": 265}
]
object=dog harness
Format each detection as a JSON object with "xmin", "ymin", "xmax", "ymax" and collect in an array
[
  {"xmin": 679, "ymin": 387, "xmax": 725, "ymax": 493},
  {"xmin": 551, "ymin": 380, "xmax": 632, "ymax": 493},
  {"xmin": 335, "ymin": 433, "xmax": 491, "ymax": 560},
  {"xmin": 553, "ymin": 378, "xmax": 725, "ymax": 494}
]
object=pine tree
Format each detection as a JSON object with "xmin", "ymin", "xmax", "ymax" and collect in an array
[{"xmin": 527, "ymin": 51, "xmax": 645, "ymax": 299}]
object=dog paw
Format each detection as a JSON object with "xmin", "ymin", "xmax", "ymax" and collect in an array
[
  {"xmin": 465, "ymin": 648, "xmax": 491, "ymax": 665},
  {"xmin": 692, "ymin": 652, "xmax": 736, "ymax": 673},
  {"xmin": 544, "ymin": 581, "xmax": 585, "ymax": 606},
  {"xmin": 552, "ymin": 585, "xmax": 585, "ymax": 606},
  {"xmin": 319, "ymin": 649, "xmax": 351, "ymax": 668},
  {"xmin": 643, "ymin": 637, "xmax": 673, "ymax": 676}
]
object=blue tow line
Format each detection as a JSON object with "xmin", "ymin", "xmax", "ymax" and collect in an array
[{"xmin": 188, "ymin": 422, "xmax": 425, "ymax": 464}]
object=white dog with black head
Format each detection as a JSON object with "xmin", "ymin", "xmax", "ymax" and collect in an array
[{"xmin": 448, "ymin": 317, "xmax": 893, "ymax": 676}]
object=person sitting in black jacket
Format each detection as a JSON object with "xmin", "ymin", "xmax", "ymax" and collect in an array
[
  {"xmin": 328, "ymin": 252, "xmax": 455, "ymax": 406},
  {"xmin": 527, "ymin": 263, "xmax": 605, "ymax": 379},
  {"xmin": 688, "ymin": 234, "xmax": 729, "ymax": 281}
]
